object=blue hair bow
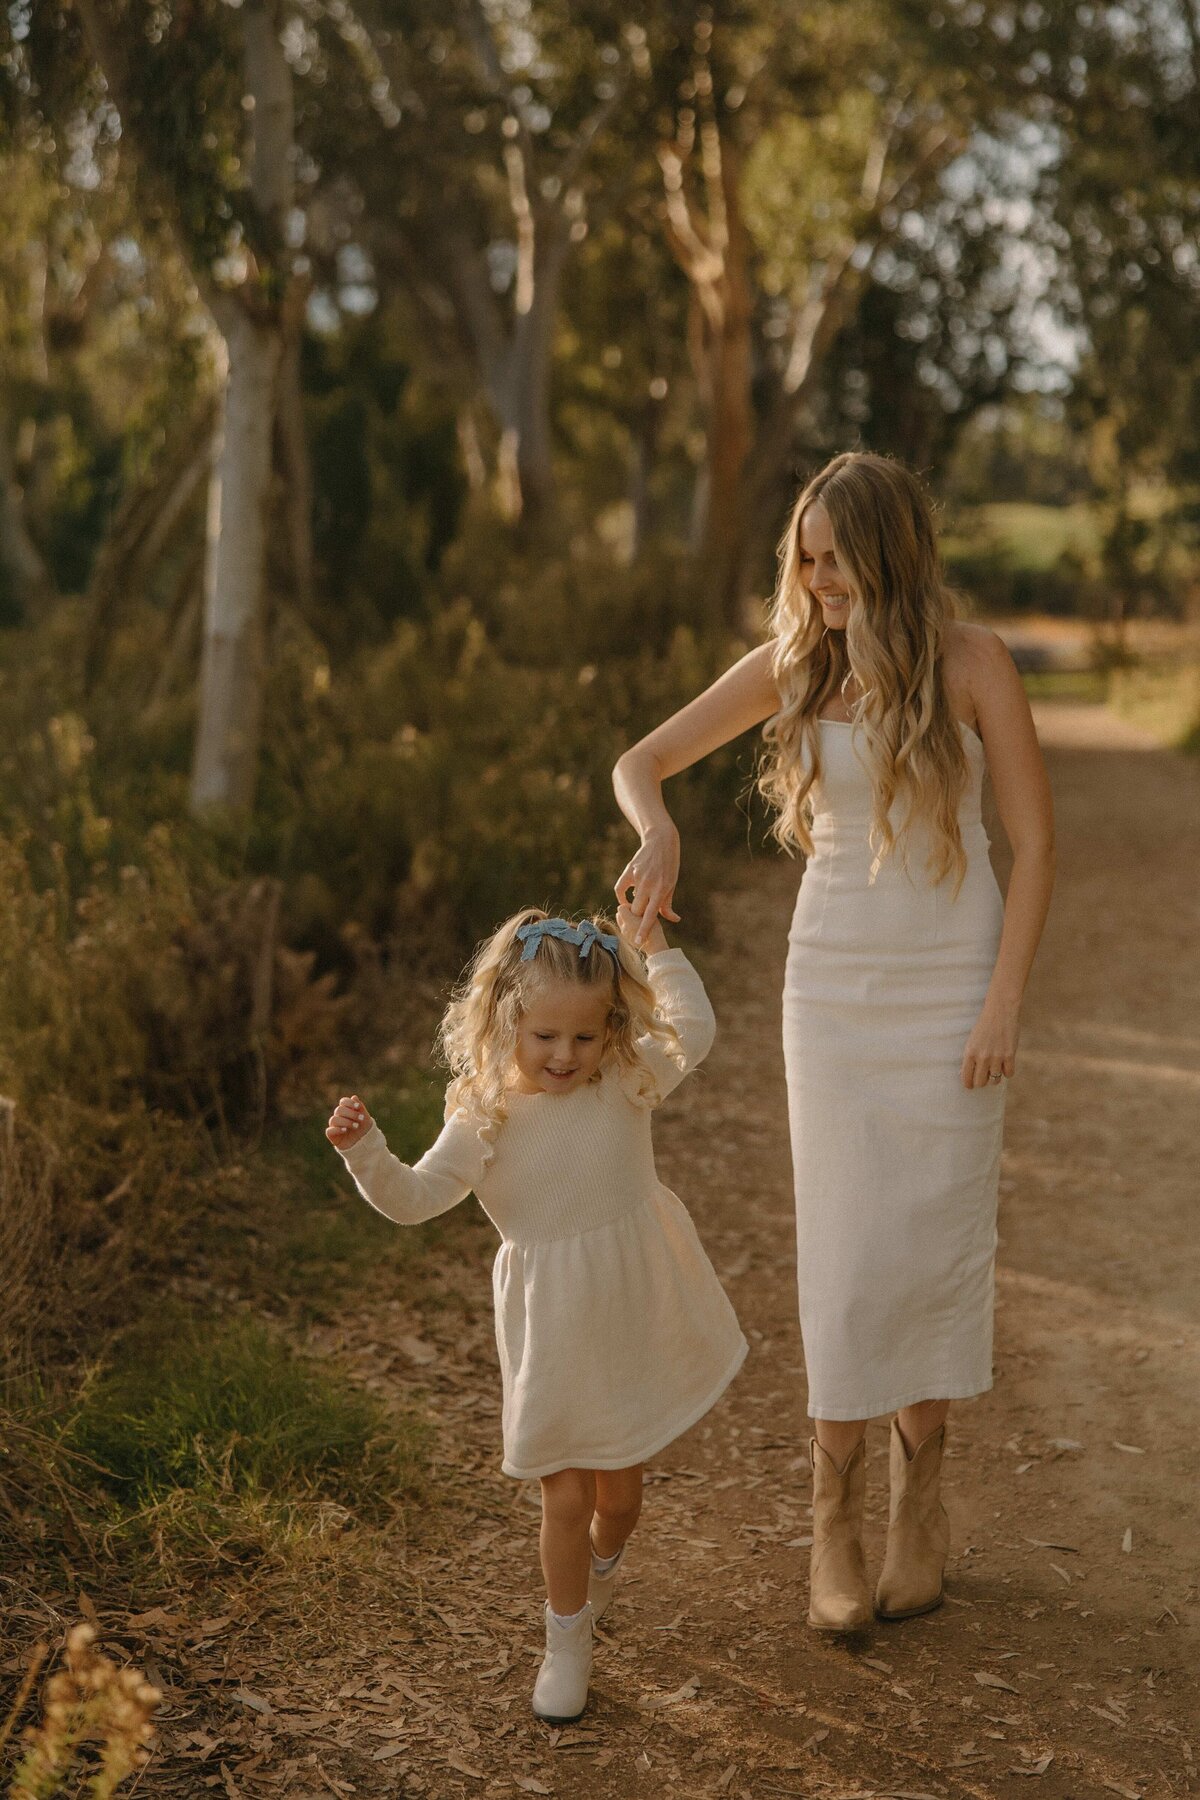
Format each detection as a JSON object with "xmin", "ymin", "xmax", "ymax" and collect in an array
[{"xmin": 516, "ymin": 917, "xmax": 621, "ymax": 964}]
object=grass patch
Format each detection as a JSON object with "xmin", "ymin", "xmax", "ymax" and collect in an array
[
  {"xmin": 65, "ymin": 1314, "xmax": 426, "ymax": 1522},
  {"xmin": 1021, "ymin": 669, "xmax": 1108, "ymax": 704},
  {"xmin": 1107, "ymin": 661, "xmax": 1200, "ymax": 751},
  {"xmin": 944, "ymin": 501, "xmax": 1102, "ymax": 573}
]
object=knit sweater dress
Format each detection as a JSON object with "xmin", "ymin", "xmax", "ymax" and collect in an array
[{"xmin": 337, "ymin": 949, "xmax": 748, "ymax": 1480}]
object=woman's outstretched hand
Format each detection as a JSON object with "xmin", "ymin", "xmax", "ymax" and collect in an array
[
  {"xmin": 326, "ymin": 1093, "xmax": 374, "ymax": 1149},
  {"xmin": 614, "ymin": 822, "xmax": 682, "ymax": 950}
]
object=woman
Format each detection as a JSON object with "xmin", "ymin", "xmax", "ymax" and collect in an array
[{"xmin": 612, "ymin": 452, "xmax": 1054, "ymax": 1632}]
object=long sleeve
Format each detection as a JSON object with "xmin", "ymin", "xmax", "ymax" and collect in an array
[
  {"xmin": 632, "ymin": 947, "xmax": 717, "ymax": 1105},
  {"xmin": 336, "ymin": 1103, "xmax": 490, "ymax": 1225}
]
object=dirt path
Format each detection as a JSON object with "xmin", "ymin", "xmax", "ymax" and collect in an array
[{"xmin": 227, "ymin": 703, "xmax": 1198, "ymax": 1800}]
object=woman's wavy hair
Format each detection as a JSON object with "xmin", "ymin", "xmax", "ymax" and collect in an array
[
  {"xmin": 438, "ymin": 907, "xmax": 682, "ymax": 1131},
  {"xmin": 757, "ymin": 451, "xmax": 970, "ymax": 890}
]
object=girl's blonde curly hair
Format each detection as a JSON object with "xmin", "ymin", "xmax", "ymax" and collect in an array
[{"xmin": 438, "ymin": 907, "xmax": 682, "ymax": 1133}]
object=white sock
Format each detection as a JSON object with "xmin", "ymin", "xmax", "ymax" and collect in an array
[
  {"xmin": 590, "ymin": 1546, "xmax": 621, "ymax": 1576},
  {"xmin": 549, "ymin": 1602, "xmax": 589, "ymax": 1630}
]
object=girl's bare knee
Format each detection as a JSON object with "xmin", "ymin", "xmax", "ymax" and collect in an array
[
  {"xmin": 594, "ymin": 1468, "xmax": 644, "ymax": 1534},
  {"xmin": 540, "ymin": 1468, "xmax": 596, "ymax": 1532}
]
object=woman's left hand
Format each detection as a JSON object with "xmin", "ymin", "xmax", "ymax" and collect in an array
[{"xmin": 961, "ymin": 997, "xmax": 1020, "ymax": 1091}]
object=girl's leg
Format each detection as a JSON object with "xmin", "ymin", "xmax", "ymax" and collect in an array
[
  {"xmin": 539, "ymin": 1468, "xmax": 596, "ymax": 1616},
  {"xmin": 590, "ymin": 1464, "xmax": 644, "ymax": 1560},
  {"xmin": 896, "ymin": 1396, "xmax": 949, "ymax": 1454}
]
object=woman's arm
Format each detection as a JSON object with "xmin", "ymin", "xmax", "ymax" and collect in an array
[
  {"xmin": 959, "ymin": 627, "xmax": 1056, "ymax": 1090},
  {"xmin": 612, "ymin": 642, "xmax": 780, "ymax": 946}
]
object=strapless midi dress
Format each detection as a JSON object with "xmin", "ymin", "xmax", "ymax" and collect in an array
[{"xmin": 782, "ymin": 719, "xmax": 1006, "ymax": 1421}]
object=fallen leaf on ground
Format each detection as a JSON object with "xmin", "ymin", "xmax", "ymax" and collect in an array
[
  {"xmin": 1010, "ymin": 1752, "xmax": 1054, "ymax": 1776},
  {"xmin": 1102, "ymin": 1783, "xmax": 1142, "ymax": 1800},
  {"xmin": 637, "ymin": 1676, "xmax": 700, "ymax": 1710},
  {"xmin": 514, "ymin": 1779, "xmax": 552, "ymax": 1795},
  {"xmin": 445, "ymin": 1753, "xmax": 483, "ymax": 1778},
  {"xmin": 1112, "ymin": 1442, "xmax": 1145, "ymax": 1455},
  {"xmin": 1121, "ymin": 1527, "xmax": 1133, "ymax": 1553},
  {"xmin": 974, "ymin": 1672, "xmax": 1019, "ymax": 1693},
  {"xmin": 1022, "ymin": 1537, "xmax": 1079, "ymax": 1553},
  {"xmin": 233, "ymin": 1687, "xmax": 272, "ymax": 1716}
]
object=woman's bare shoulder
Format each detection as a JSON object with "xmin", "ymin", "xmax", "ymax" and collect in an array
[{"xmin": 943, "ymin": 621, "xmax": 1020, "ymax": 727}]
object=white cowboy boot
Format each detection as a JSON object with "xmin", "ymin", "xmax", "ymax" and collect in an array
[
  {"xmin": 531, "ymin": 1601, "xmax": 593, "ymax": 1724},
  {"xmin": 587, "ymin": 1542, "xmax": 626, "ymax": 1623}
]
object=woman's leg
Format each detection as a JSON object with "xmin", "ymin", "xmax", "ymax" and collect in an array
[
  {"xmin": 813, "ymin": 1417, "xmax": 868, "ymax": 1470},
  {"xmin": 590, "ymin": 1464, "xmax": 644, "ymax": 1559},
  {"xmin": 539, "ymin": 1468, "xmax": 596, "ymax": 1616},
  {"xmin": 896, "ymin": 1397, "xmax": 949, "ymax": 1454}
]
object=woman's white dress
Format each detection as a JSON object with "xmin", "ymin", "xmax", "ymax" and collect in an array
[
  {"xmin": 783, "ymin": 719, "xmax": 1006, "ymax": 1421},
  {"xmin": 339, "ymin": 950, "xmax": 748, "ymax": 1478}
]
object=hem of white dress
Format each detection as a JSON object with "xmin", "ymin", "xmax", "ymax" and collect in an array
[
  {"xmin": 499, "ymin": 1336, "xmax": 750, "ymax": 1482},
  {"xmin": 806, "ymin": 1374, "xmax": 993, "ymax": 1422}
]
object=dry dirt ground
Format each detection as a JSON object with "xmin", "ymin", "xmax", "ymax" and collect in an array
[{"xmin": 107, "ymin": 702, "xmax": 1199, "ymax": 1800}]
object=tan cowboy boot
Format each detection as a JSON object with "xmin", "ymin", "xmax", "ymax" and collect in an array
[
  {"xmin": 808, "ymin": 1437, "xmax": 872, "ymax": 1632},
  {"xmin": 874, "ymin": 1417, "xmax": 950, "ymax": 1621}
]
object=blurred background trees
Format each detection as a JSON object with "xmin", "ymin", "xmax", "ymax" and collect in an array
[{"xmin": 0, "ymin": 0, "xmax": 1197, "ymax": 1364}]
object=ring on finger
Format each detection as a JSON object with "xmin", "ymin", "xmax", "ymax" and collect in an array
[{"xmin": 988, "ymin": 1070, "xmax": 1004, "ymax": 1084}]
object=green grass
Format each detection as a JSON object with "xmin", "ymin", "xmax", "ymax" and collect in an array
[
  {"xmin": 1020, "ymin": 669, "xmax": 1108, "ymax": 703},
  {"xmin": 65, "ymin": 1313, "xmax": 427, "ymax": 1516},
  {"xmin": 1108, "ymin": 661, "xmax": 1200, "ymax": 752},
  {"xmin": 943, "ymin": 501, "xmax": 1103, "ymax": 574}
]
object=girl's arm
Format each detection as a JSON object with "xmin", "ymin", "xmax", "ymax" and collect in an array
[
  {"xmin": 612, "ymin": 643, "xmax": 780, "ymax": 947},
  {"xmin": 960, "ymin": 627, "xmax": 1056, "ymax": 1091},
  {"xmin": 616, "ymin": 904, "xmax": 715, "ymax": 1101},
  {"xmin": 334, "ymin": 1105, "xmax": 488, "ymax": 1224}
]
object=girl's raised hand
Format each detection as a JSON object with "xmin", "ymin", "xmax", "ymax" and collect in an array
[
  {"xmin": 326, "ymin": 1093, "xmax": 374, "ymax": 1149},
  {"xmin": 617, "ymin": 901, "xmax": 667, "ymax": 956}
]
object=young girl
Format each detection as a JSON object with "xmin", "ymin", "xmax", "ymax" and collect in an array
[{"xmin": 325, "ymin": 904, "xmax": 747, "ymax": 1724}]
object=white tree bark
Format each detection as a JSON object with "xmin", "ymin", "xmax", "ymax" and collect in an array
[
  {"xmin": 190, "ymin": 313, "xmax": 282, "ymax": 814},
  {"xmin": 190, "ymin": 0, "xmax": 294, "ymax": 817}
]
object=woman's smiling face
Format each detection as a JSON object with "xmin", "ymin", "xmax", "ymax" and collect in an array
[{"xmin": 798, "ymin": 501, "xmax": 852, "ymax": 631}]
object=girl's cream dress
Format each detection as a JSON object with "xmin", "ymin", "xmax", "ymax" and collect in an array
[{"xmin": 338, "ymin": 949, "xmax": 747, "ymax": 1478}]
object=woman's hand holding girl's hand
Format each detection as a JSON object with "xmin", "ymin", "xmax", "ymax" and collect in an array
[
  {"xmin": 960, "ymin": 997, "xmax": 1020, "ymax": 1091},
  {"xmin": 614, "ymin": 822, "xmax": 681, "ymax": 949},
  {"xmin": 326, "ymin": 1093, "xmax": 374, "ymax": 1149},
  {"xmin": 617, "ymin": 901, "xmax": 667, "ymax": 957}
]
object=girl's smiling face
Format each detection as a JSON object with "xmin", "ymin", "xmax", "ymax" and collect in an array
[
  {"xmin": 798, "ymin": 501, "xmax": 853, "ymax": 630},
  {"xmin": 512, "ymin": 979, "xmax": 612, "ymax": 1096}
]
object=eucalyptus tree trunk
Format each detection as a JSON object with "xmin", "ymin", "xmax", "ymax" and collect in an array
[
  {"xmin": 190, "ymin": 312, "xmax": 283, "ymax": 814},
  {"xmin": 190, "ymin": 0, "xmax": 295, "ymax": 818}
]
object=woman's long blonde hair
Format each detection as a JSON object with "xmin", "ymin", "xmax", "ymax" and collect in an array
[
  {"xmin": 438, "ymin": 907, "xmax": 682, "ymax": 1134},
  {"xmin": 758, "ymin": 451, "xmax": 969, "ymax": 889}
]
